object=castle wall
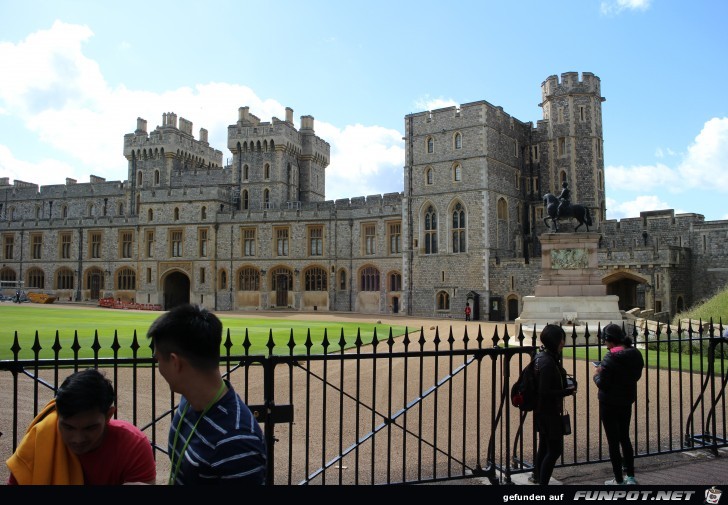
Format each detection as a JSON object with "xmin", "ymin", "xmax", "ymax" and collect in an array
[{"xmin": 1, "ymin": 75, "xmax": 726, "ymax": 321}]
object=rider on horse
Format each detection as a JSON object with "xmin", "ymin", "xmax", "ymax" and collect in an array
[{"xmin": 556, "ymin": 181, "xmax": 571, "ymax": 218}]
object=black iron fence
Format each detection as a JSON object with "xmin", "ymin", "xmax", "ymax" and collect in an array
[{"xmin": 0, "ymin": 320, "xmax": 726, "ymax": 485}]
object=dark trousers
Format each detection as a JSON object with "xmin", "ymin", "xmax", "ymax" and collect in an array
[
  {"xmin": 600, "ymin": 401, "xmax": 635, "ymax": 481},
  {"xmin": 534, "ymin": 413, "xmax": 563, "ymax": 484}
]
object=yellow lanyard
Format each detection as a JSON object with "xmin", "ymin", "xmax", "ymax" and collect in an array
[{"xmin": 168, "ymin": 381, "xmax": 226, "ymax": 485}]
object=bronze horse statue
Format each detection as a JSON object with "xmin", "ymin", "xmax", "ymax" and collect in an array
[{"xmin": 543, "ymin": 193, "xmax": 592, "ymax": 232}]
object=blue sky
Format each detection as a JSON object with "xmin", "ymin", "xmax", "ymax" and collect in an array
[{"xmin": 1, "ymin": 0, "xmax": 727, "ymax": 221}]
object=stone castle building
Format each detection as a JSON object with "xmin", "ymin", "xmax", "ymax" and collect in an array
[{"xmin": 1, "ymin": 72, "xmax": 726, "ymax": 321}]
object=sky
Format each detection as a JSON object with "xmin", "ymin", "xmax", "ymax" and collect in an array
[{"xmin": 1, "ymin": 0, "xmax": 727, "ymax": 222}]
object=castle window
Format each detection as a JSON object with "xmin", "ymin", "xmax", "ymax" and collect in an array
[
  {"xmin": 117, "ymin": 268, "xmax": 136, "ymax": 290},
  {"xmin": 360, "ymin": 266, "xmax": 380, "ymax": 291},
  {"xmin": 146, "ymin": 230, "xmax": 154, "ymax": 258},
  {"xmin": 437, "ymin": 291, "xmax": 450, "ymax": 310},
  {"xmin": 90, "ymin": 232, "xmax": 101, "ymax": 258},
  {"xmin": 243, "ymin": 165, "xmax": 249, "ymax": 181},
  {"xmin": 27, "ymin": 268, "xmax": 44, "ymax": 289},
  {"xmin": 87, "ymin": 203, "xmax": 94, "ymax": 218},
  {"xmin": 515, "ymin": 174, "xmax": 520, "ymax": 190},
  {"xmin": 339, "ymin": 270, "xmax": 347, "ymax": 289},
  {"xmin": 31, "ymin": 234, "xmax": 42, "ymax": 259},
  {"xmin": 532, "ymin": 145, "xmax": 539, "ymax": 161},
  {"xmin": 309, "ymin": 225, "xmax": 323, "ymax": 256},
  {"xmin": 425, "ymin": 205, "xmax": 438, "ymax": 254},
  {"xmin": 580, "ymin": 106, "xmax": 586, "ymax": 121},
  {"xmin": 170, "ymin": 229, "xmax": 183, "ymax": 257},
  {"xmin": 243, "ymin": 228, "xmax": 256, "ymax": 256},
  {"xmin": 304, "ymin": 267, "xmax": 327, "ymax": 291},
  {"xmin": 3, "ymin": 234, "xmax": 14, "ymax": 260},
  {"xmin": 238, "ymin": 267, "xmax": 260, "ymax": 291},
  {"xmin": 514, "ymin": 140, "xmax": 518, "ymax": 157},
  {"xmin": 454, "ymin": 132, "xmax": 462, "ymax": 150},
  {"xmin": 497, "ymin": 198, "xmax": 507, "ymax": 220},
  {"xmin": 200, "ymin": 267, "xmax": 206, "ymax": 284},
  {"xmin": 56, "ymin": 268, "xmax": 74, "ymax": 290},
  {"xmin": 0, "ymin": 267, "xmax": 17, "ymax": 283},
  {"xmin": 558, "ymin": 108, "xmax": 564, "ymax": 123},
  {"xmin": 137, "ymin": 171, "xmax": 143, "ymax": 186},
  {"xmin": 426, "ymin": 167, "xmax": 434, "ymax": 185},
  {"xmin": 558, "ymin": 137, "xmax": 566, "ymax": 157},
  {"xmin": 426, "ymin": 137, "xmax": 434, "ymax": 154},
  {"xmin": 148, "ymin": 208, "xmax": 153, "ymax": 221},
  {"xmin": 275, "ymin": 227, "xmax": 289, "ymax": 256},
  {"xmin": 120, "ymin": 231, "xmax": 133, "ymax": 258},
  {"xmin": 598, "ymin": 171, "xmax": 604, "ymax": 190},
  {"xmin": 364, "ymin": 224, "xmax": 376, "ymax": 255},
  {"xmin": 62, "ymin": 205, "xmax": 68, "ymax": 219},
  {"xmin": 452, "ymin": 203, "xmax": 466, "ymax": 253},
  {"xmin": 147, "ymin": 268, "xmax": 152, "ymax": 284},
  {"xmin": 264, "ymin": 189, "xmax": 270, "ymax": 209},
  {"xmin": 388, "ymin": 222, "xmax": 401, "ymax": 254},
  {"xmin": 198, "ymin": 228, "xmax": 208, "ymax": 257},
  {"xmin": 264, "ymin": 163, "xmax": 270, "ymax": 180},
  {"xmin": 453, "ymin": 163, "xmax": 462, "ymax": 182},
  {"xmin": 117, "ymin": 202, "xmax": 124, "ymax": 216},
  {"xmin": 390, "ymin": 272, "xmax": 402, "ymax": 291},
  {"xmin": 60, "ymin": 233, "xmax": 72, "ymax": 259},
  {"xmin": 154, "ymin": 170, "xmax": 160, "ymax": 185},
  {"xmin": 174, "ymin": 207, "xmax": 180, "ymax": 221},
  {"xmin": 35, "ymin": 206, "xmax": 41, "ymax": 219},
  {"xmin": 201, "ymin": 206, "xmax": 207, "ymax": 220},
  {"xmin": 219, "ymin": 269, "xmax": 227, "ymax": 290},
  {"xmin": 243, "ymin": 190, "xmax": 249, "ymax": 210},
  {"xmin": 533, "ymin": 177, "xmax": 539, "ymax": 192}
]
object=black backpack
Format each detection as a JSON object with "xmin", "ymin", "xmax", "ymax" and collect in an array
[{"xmin": 511, "ymin": 357, "xmax": 537, "ymax": 412}]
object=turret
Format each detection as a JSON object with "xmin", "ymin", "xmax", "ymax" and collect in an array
[{"xmin": 538, "ymin": 71, "xmax": 606, "ymax": 227}]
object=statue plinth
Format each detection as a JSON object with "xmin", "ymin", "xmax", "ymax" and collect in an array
[{"xmin": 516, "ymin": 232, "xmax": 623, "ymax": 342}]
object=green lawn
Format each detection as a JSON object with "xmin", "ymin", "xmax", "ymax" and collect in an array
[
  {"xmin": 0, "ymin": 305, "xmax": 409, "ymax": 360},
  {"xmin": 563, "ymin": 345, "xmax": 726, "ymax": 373}
]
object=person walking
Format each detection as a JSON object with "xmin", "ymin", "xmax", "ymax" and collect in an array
[
  {"xmin": 531, "ymin": 324, "xmax": 576, "ymax": 485},
  {"xmin": 147, "ymin": 303, "xmax": 267, "ymax": 485},
  {"xmin": 593, "ymin": 323, "xmax": 644, "ymax": 485}
]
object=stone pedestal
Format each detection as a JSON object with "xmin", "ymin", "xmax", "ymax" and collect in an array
[{"xmin": 516, "ymin": 232, "xmax": 623, "ymax": 342}]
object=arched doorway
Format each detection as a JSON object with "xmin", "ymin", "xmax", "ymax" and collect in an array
[
  {"xmin": 163, "ymin": 271, "xmax": 190, "ymax": 310},
  {"xmin": 602, "ymin": 270, "xmax": 650, "ymax": 311},
  {"xmin": 507, "ymin": 297, "xmax": 519, "ymax": 321},
  {"xmin": 466, "ymin": 291, "xmax": 480, "ymax": 321}
]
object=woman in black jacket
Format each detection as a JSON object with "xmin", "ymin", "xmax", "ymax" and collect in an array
[
  {"xmin": 593, "ymin": 323, "xmax": 645, "ymax": 485},
  {"xmin": 532, "ymin": 324, "xmax": 576, "ymax": 485}
]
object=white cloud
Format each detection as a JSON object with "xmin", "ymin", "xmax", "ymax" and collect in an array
[
  {"xmin": 677, "ymin": 117, "xmax": 728, "ymax": 188},
  {"xmin": 317, "ymin": 122, "xmax": 404, "ymax": 200},
  {"xmin": 605, "ymin": 162, "xmax": 678, "ymax": 190},
  {"xmin": 605, "ymin": 194, "xmax": 672, "ymax": 220},
  {"xmin": 600, "ymin": 0, "xmax": 652, "ymax": 16},
  {"xmin": 606, "ymin": 117, "xmax": 728, "ymax": 194},
  {"xmin": 0, "ymin": 21, "xmax": 405, "ymax": 202},
  {"xmin": 413, "ymin": 96, "xmax": 458, "ymax": 112}
]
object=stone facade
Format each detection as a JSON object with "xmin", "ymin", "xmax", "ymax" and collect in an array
[{"xmin": 1, "ymin": 72, "xmax": 726, "ymax": 320}]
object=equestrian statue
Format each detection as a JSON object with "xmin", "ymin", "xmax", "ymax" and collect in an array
[{"xmin": 543, "ymin": 181, "xmax": 593, "ymax": 232}]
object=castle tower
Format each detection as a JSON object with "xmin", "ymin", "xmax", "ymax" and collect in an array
[
  {"xmin": 227, "ymin": 107, "xmax": 330, "ymax": 211},
  {"xmin": 123, "ymin": 112, "xmax": 223, "ymax": 215},
  {"xmin": 536, "ymin": 72, "xmax": 606, "ymax": 225}
]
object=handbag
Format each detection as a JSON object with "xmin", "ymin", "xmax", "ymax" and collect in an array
[{"xmin": 561, "ymin": 412, "xmax": 572, "ymax": 435}]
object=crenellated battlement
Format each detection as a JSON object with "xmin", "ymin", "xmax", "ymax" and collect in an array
[
  {"xmin": 406, "ymin": 99, "xmax": 529, "ymax": 130},
  {"xmin": 541, "ymin": 71, "xmax": 603, "ymax": 105},
  {"xmin": 123, "ymin": 112, "xmax": 223, "ymax": 167}
]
